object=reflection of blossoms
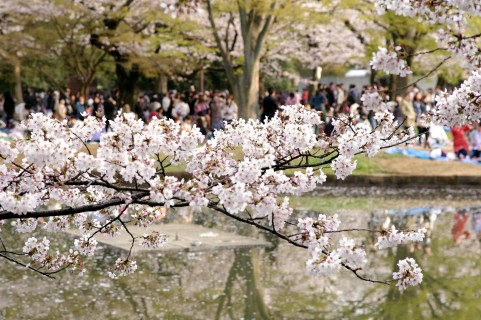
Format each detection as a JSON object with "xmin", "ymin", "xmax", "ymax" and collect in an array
[{"xmin": 393, "ymin": 258, "xmax": 423, "ymax": 292}]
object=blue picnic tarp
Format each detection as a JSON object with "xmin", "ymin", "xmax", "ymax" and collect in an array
[
  {"xmin": 387, "ymin": 205, "xmax": 481, "ymax": 216},
  {"xmin": 385, "ymin": 147, "xmax": 480, "ymax": 164}
]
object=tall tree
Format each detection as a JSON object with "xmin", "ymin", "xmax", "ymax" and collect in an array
[{"xmin": 205, "ymin": 0, "xmax": 280, "ymax": 119}]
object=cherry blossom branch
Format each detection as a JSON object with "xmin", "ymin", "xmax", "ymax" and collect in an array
[
  {"xmin": 64, "ymin": 180, "xmax": 150, "ymax": 193},
  {"xmin": 87, "ymin": 205, "xmax": 130, "ymax": 241},
  {"xmin": 208, "ymin": 203, "xmax": 390, "ymax": 285},
  {"xmin": 119, "ymin": 218, "xmax": 136, "ymax": 260},
  {"xmin": 408, "ymin": 47, "xmax": 448, "ymax": 57},
  {"xmin": 325, "ymin": 228, "xmax": 383, "ymax": 234},
  {"xmin": 0, "ymin": 198, "xmax": 127, "ymax": 221},
  {"xmin": 68, "ymin": 126, "xmax": 93, "ymax": 156},
  {"xmin": 393, "ymin": 55, "xmax": 452, "ymax": 93},
  {"xmin": 0, "ymin": 252, "xmax": 56, "ymax": 279}
]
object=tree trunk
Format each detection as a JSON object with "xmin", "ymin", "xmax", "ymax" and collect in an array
[
  {"xmin": 157, "ymin": 74, "xmax": 168, "ymax": 94},
  {"xmin": 258, "ymin": 71, "xmax": 265, "ymax": 103},
  {"xmin": 205, "ymin": 0, "xmax": 274, "ymax": 120},
  {"xmin": 199, "ymin": 69, "xmax": 205, "ymax": 93},
  {"xmin": 394, "ymin": 73, "xmax": 413, "ymax": 97},
  {"xmin": 309, "ymin": 68, "xmax": 318, "ymax": 99},
  {"xmin": 391, "ymin": 51, "xmax": 414, "ymax": 98},
  {"xmin": 230, "ymin": 57, "xmax": 260, "ymax": 120},
  {"xmin": 116, "ymin": 61, "xmax": 140, "ymax": 107},
  {"xmin": 80, "ymin": 79, "xmax": 93, "ymax": 99},
  {"xmin": 13, "ymin": 62, "xmax": 23, "ymax": 104},
  {"xmin": 370, "ymin": 66, "xmax": 377, "ymax": 85}
]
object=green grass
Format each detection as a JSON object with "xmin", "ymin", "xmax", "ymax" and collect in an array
[{"xmin": 164, "ymin": 150, "xmax": 404, "ymax": 176}]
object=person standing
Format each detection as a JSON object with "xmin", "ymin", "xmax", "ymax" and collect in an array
[
  {"xmin": 336, "ymin": 83, "xmax": 346, "ymax": 111},
  {"xmin": 3, "ymin": 92, "xmax": 15, "ymax": 128},
  {"xmin": 413, "ymin": 92, "xmax": 428, "ymax": 146},
  {"xmin": 210, "ymin": 91, "xmax": 225, "ymax": 131},
  {"xmin": 172, "ymin": 94, "xmax": 190, "ymax": 121},
  {"xmin": 309, "ymin": 89, "xmax": 326, "ymax": 112},
  {"xmin": 162, "ymin": 92, "xmax": 171, "ymax": 114},
  {"xmin": 133, "ymin": 95, "xmax": 147, "ymax": 121},
  {"xmin": 326, "ymin": 82, "xmax": 336, "ymax": 108},
  {"xmin": 74, "ymin": 96, "xmax": 86, "ymax": 120},
  {"xmin": 260, "ymin": 87, "xmax": 278, "ymax": 122},
  {"xmin": 104, "ymin": 95, "xmax": 117, "ymax": 131},
  {"xmin": 400, "ymin": 92, "xmax": 416, "ymax": 129},
  {"xmin": 54, "ymin": 99, "xmax": 67, "ymax": 121}
]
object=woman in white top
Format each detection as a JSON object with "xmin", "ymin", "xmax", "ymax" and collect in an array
[
  {"xmin": 223, "ymin": 95, "xmax": 238, "ymax": 122},
  {"xmin": 172, "ymin": 94, "xmax": 190, "ymax": 120}
]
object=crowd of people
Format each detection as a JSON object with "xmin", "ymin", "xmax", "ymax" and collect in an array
[
  {"xmin": 262, "ymin": 82, "xmax": 481, "ymax": 161},
  {"xmin": 261, "ymin": 82, "xmax": 435, "ymax": 142},
  {"xmin": 0, "ymin": 86, "xmax": 239, "ymax": 139},
  {"xmin": 0, "ymin": 81, "xmax": 479, "ymax": 161}
]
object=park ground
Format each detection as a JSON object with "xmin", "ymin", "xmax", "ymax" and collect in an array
[{"xmin": 78, "ymin": 143, "xmax": 481, "ymax": 177}]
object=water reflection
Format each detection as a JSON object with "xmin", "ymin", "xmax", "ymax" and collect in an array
[
  {"xmin": 215, "ymin": 250, "xmax": 270, "ymax": 320},
  {"xmin": 1, "ymin": 190, "xmax": 481, "ymax": 319}
]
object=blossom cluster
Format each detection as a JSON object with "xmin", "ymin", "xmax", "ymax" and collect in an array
[
  {"xmin": 437, "ymin": 30, "xmax": 481, "ymax": 68},
  {"xmin": 299, "ymin": 214, "xmax": 366, "ymax": 276},
  {"xmin": 393, "ymin": 257, "xmax": 423, "ymax": 292},
  {"xmin": 433, "ymin": 71, "xmax": 481, "ymax": 126},
  {"xmin": 374, "ymin": 0, "xmax": 481, "ymax": 26},
  {"xmin": 0, "ymin": 105, "xmax": 416, "ymax": 285},
  {"xmin": 74, "ymin": 235, "xmax": 98, "ymax": 256},
  {"xmin": 370, "ymin": 47, "xmax": 412, "ymax": 77},
  {"xmin": 22, "ymin": 236, "xmax": 84, "ymax": 273},
  {"xmin": 376, "ymin": 225, "xmax": 427, "ymax": 249},
  {"xmin": 360, "ymin": 91, "xmax": 389, "ymax": 113},
  {"xmin": 108, "ymin": 258, "xmax": 138, "ymax": 279},
  {"xmin": 370, "ymin": 1, "xmax": 481, "ymax": 130},
  {"xmin": 139, "ymin": 231, "xmax": 167, "ymax": 248},
  {"xmin": 299, "ymin": 213, "xmax": 424, "ymax": 290}
]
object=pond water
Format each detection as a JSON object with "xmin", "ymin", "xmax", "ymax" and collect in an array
[{"xmin": 1, "ymin": 187, "xmax": 481, "ymax": 319}]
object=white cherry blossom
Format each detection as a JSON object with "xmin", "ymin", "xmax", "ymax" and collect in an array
[{"xmin": 393, "ymin": 257, "xmax": 423, "ymax": 292}]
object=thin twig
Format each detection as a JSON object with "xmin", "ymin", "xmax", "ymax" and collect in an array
[{"xmin": 0, "ymin": 253, "xmax": 55, "ymax": 279}]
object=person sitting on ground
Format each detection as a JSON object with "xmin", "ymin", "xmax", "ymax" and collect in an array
[
  {"xmin": 223, "ymin": 94, "xmax": 238, "ymax": 123},
  {"xmin": 469, "ymin": 121, "xmax": 481, "ymax": 160},
  {"xmin": 451, "ymin": 124, "xmax": 472, "ymax": 159}
]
